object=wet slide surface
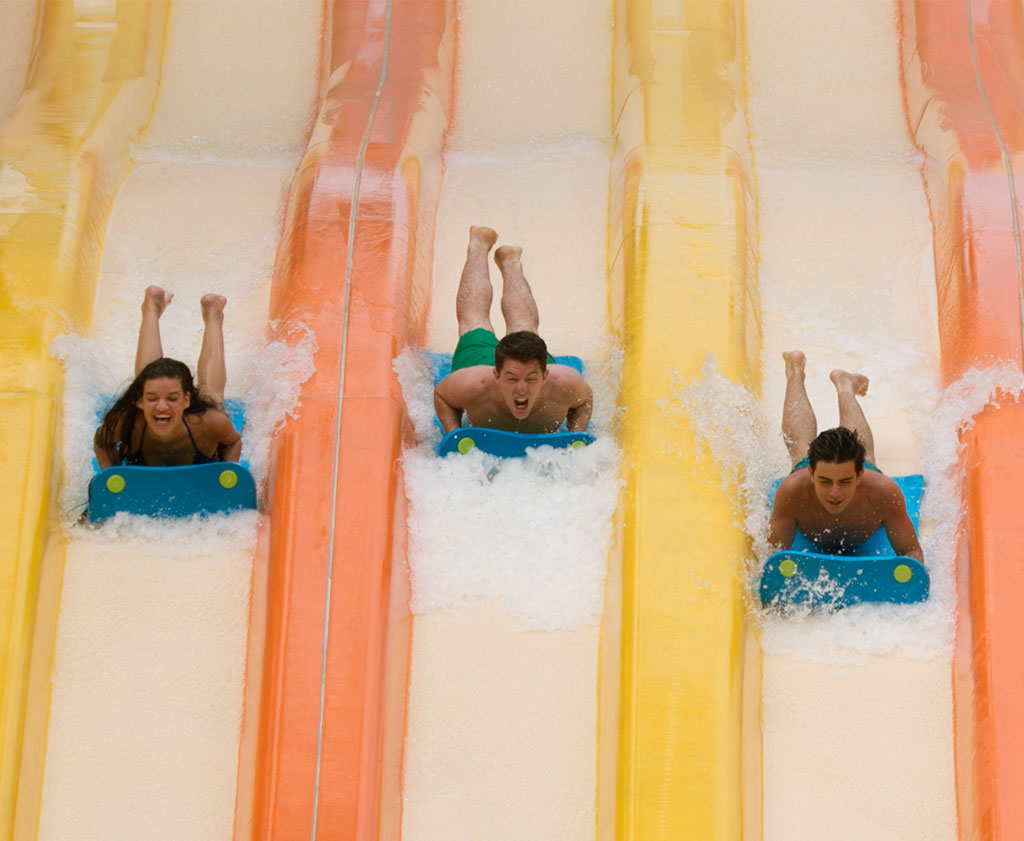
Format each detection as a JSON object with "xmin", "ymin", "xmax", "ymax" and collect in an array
[
  {"xmin": 3, "ymin": 2, "xmax": 1022, "ymax": 840},
  {"xmin": 1, "ymin": 0, "xmax": 321, "ymax": 838},
  {"xmin": 0, "ymin": 0, "xmax": 38, "ymax": 123},
  {"xmin": 398, "ymin": 2, "xmax": 616, "ymax": 838},
  {"xmin": 746, "ymin": 3, "xmax": 955, "ymax": 839},
  {"xmin": 39, "ymin": 0, "xmax": 322, "ymax": 833}
]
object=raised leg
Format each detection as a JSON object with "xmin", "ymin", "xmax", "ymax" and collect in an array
[
  {"xmin": 781, "ymin": 351, "xmax": 817, "ymax": 465},
  {"xmin": 135, "ymin": 286, "xmax": 173, "ymax": 375},
  {"xmin": 197, "ymin": 294, "xmax": 227, "ymax": 407},
  {"xmin": 455, "ymin": 226, "xmax": 499, "ymax": 336},
  {"xmin": 830, "ymin": 368, "xmax": 876, "ymax": 465},
  {"xmin": 494, "ymin": 244, "xmax": 540, "ymax": 334}
]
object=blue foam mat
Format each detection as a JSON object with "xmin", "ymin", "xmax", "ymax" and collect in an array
[
  {"xmin": 88, "ymin": 397, "xmax": 254, "ymax": 521},
  {"xmin": 88, "ymin": 462, "xmax": 256, "ymax": 521},
  {"xmin": 428, "ymin": 351, "xmax": 594, "ymax": 457}
]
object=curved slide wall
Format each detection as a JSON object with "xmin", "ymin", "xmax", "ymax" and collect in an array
[
  {"xmin": 248, "ymin": 1, "xmax": 453, "ymax": 839},
  {"xmin": 605, "ymin": 0, "xmax": 758, "ymax": 838},
  {"xmin": 2, "ymin": 0, "xmax": 323, "ymax": 838},
  {"xmin": 0, "ymin": 2, "xmax": 165, "ymax": 835},
  {"xmin": 0, "ymin": 0, "xmax": 40, "ymax": 123},
  {"xmin": 900, "ymin": 2, "xmax": 1024, "ymax": 839}
]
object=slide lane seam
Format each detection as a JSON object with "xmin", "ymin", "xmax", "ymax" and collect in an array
[
  {"xmin": 246, "ymin": 2, "xmax": 454, "ymax": 838},
  {"xmin": 312, "ymin": 2, "xmax": 394, "ymax": 834},
  {"xmin": 608, "ymin": 1, "xmax": 759, "ymax": 838}
]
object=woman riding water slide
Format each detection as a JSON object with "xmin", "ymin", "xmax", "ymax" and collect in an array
[{"xmin": 93, "ymin": 286, "xmax": 242, "ymax": 469}]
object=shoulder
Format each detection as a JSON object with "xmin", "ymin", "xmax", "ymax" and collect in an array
[
  {"xmin": 862, "ymin": 471, "xmax": 906, "ymax": 510},
  {"xmin": 437, "ymin": 366, "xmax": 492, "ymax": 392},
  {"xmin": 772, "ymin": 470, "xmax": 807, "ymax": 509},
  {"xmin": 546, "ymin": 364, "xmax": 590, "ymax": 393},
  {"xmin": 188, "ymin": 408, "xmax": 239, "ymax": 437}
]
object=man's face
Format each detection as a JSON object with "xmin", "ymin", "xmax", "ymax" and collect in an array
[
  {"xmin": 809, "ymin": 459, "xmax": 861, "ymax": 515},
  {"xmin": 494, "ymin": 358, "xmax": 547, "ymax": 420}
]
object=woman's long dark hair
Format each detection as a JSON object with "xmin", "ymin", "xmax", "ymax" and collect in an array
[{"xmin": 95, "ymin": 358, "xmax": 218, "ymax": 464}]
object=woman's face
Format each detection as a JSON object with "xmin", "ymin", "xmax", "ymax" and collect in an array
[{"xmin": 136, "ymin": 376, "xmax": 190, "ymax": 434}]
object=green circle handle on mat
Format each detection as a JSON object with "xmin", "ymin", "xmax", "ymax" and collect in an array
[
  {"xmin": 106, "ymin": 474, "xmax": 126, "ymax": 494},
  {"xmin": 457, "ymin": 437, "xmax": 476, "ymax": 454},
  {"xmin": 570, "ymin": 440, "xmax": 586, "ymax": 449},
  {"xmin": 219, "ymin": 469, "xmax": 238, "ymax": 489},
  {"xmin": 779, "ymin": 559, "xmax": 797, "ymax": 578},
  {"xmin": 893, "ymin": 563, "xmax": 913, "ymax": 584}
]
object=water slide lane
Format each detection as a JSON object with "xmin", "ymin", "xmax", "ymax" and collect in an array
[
  {"xmin": 0, "ymin": 0, "xmax": 41, "ymax": 124},
  {"xmin": 248, "ymin": 2, "xmax": 453, "ymax": 837},
  {"xmin": 0, "ymin": 3, "xmax": 164, "ymax": 835},
  {"xmin": 606, "ymin": 1, "xmax": 758, "ymax": 838},
  {"xmin": 900, "ymin": 2, "xmax": 1024, "ymax": 838}
]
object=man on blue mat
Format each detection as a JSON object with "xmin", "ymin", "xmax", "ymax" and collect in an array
[
  {"xmin": 433, "ymin": 226, "xmax": 593, "ymax": 435},
  {"xmin": 768, "ymin": 351, "xmax": 924, "ymax": 562}
]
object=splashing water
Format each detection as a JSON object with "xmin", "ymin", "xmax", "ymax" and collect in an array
[
  {"xmin": 677, "ymin": 355, "xmax": 1024, "ymax": 663},
  {"xmin": 395, "ymin": 345, "xmax": 622, "ymax": 631},
  {"xmin": 50, "ymin": 324, "xmax": 316, "ymax": 520}
]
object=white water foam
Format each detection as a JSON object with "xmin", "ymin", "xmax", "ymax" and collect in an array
[
  {"xmin": 395, "ymin": 346, "xmax": 621, "ymax": 631},
  {"xmin": 50, "ymin": 324, "xmax": 315, "ymax": 521},
  {"xmin": 677, "ymin": 355, "xmax": 1024, "ymax": 663}
]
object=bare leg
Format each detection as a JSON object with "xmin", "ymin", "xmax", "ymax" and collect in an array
[
  {"xmin": 197, "ymin": 294, "xmax": 227, "ymax": 407},
  {"xmin": 830, "ymin": 368, "xmax": 876, "ymax": 464},
  {"xmin": 455, "ymin": 226, "xmax": 499, "ymax": 336},
  {"xmin": 781, "ymin": 351, "xmax": 817, "ymax": 465},
  {"xmin": 494, "ymin": 244, "xmax": 540, "ymax": 334},
  {"xmin": 135, "ymin": 286, "xmax": 173, "ymax": 375}
]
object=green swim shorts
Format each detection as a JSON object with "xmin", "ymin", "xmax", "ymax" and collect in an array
[
  {"xmin": 451, "ymin": 328, "xmax": 555, "ymax": 371},
  {"xmin": 791, "ymin": 457, "xmax": 881, "ymax": 474}
]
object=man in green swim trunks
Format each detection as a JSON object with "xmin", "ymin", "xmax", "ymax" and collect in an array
[
  {"xmin": 433, "ymin": 226, "xmax": 593, "ymax": 435},
  {"xmin": 768, "ymin": 351, "xmax": 924, "ymax": 561}
]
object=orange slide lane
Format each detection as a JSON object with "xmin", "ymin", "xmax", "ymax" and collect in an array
[
  {"xmin": 238, "ymin": 2, "xmax": 454, "ymax": 840},
  {"xmin": 900, "ymin": 2, "xmax": 1024, "ymax": 839}
]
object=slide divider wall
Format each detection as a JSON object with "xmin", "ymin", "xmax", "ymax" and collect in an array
[
  {"xmin": 899, "ymin": 2, "xmax": 1024, "ymax": 839},
  {"xmin": 0, "ymin": 3, "xmax": 167, "ymax": 837},
  {"xmin": 242, "ymin": 2, "xmax": 454, "ymax": 839},
  {"xmin": 600, "ymin": 1, "xmax": 761, "ymax": 838}
]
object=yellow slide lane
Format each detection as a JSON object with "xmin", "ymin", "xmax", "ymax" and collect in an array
[
  {"xmin": 0, "ymin": 0, "xmax": 40, "ymax": 123},
  {"xmin": 605, "ymin": 1, "xmax": 759, "ymax": 839},
  {"xmin": 0, "ymin": 2, "xmax": 165, "ymax": 836}
]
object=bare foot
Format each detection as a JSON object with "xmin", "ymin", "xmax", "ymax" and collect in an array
[
  {"xmin": 830, "ymin": 368, "xmax": 869, "ymax": 396},
  {"xmin": 469, "ymin": 226, "xmax": 498, "ymax": 251},
  {"xmin": 201, "ymin": 293, "xmax": 227, "ymax": 323},
  {"xmin": 782, "ymin": 350, "xmax": 806, "ymax": 380},
  {"xmin": 143, "ymin": 285, "xmax": 173, "ymax": 317},
  {"xmin": 494, "ymin": 245, "xmax": 522, "ymax": 269}
]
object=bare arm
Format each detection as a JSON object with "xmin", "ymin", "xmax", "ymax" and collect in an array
[
  {"xmin": 881, "ymin": 490, "xmax": 924, "ymax": 564},
  {"xmin": 209, "ymin": 412, "xmax": 242, "ymax": 463},
  {"xmin": 565, "ymin": 375, "xmax": 593, "ymax": 433},
  {"xmin": 221, "ymin": 430, "xmax": 242, "ymax": 463},
  {"xmin": 94, "ymin": 428, "xmax": 114, "ymax": 469},
  {"xmin": 433, "ymin": 376, "xmax": 465, "ymax": 434},
  {"xmin": 768, "ymin": 485, "xmax": 798, "ymax": 551}
]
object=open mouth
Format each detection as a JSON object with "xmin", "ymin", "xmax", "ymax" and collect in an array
[{"xmin": 513, "ymin": 397, "xmax": 529, "ymax": 412}]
